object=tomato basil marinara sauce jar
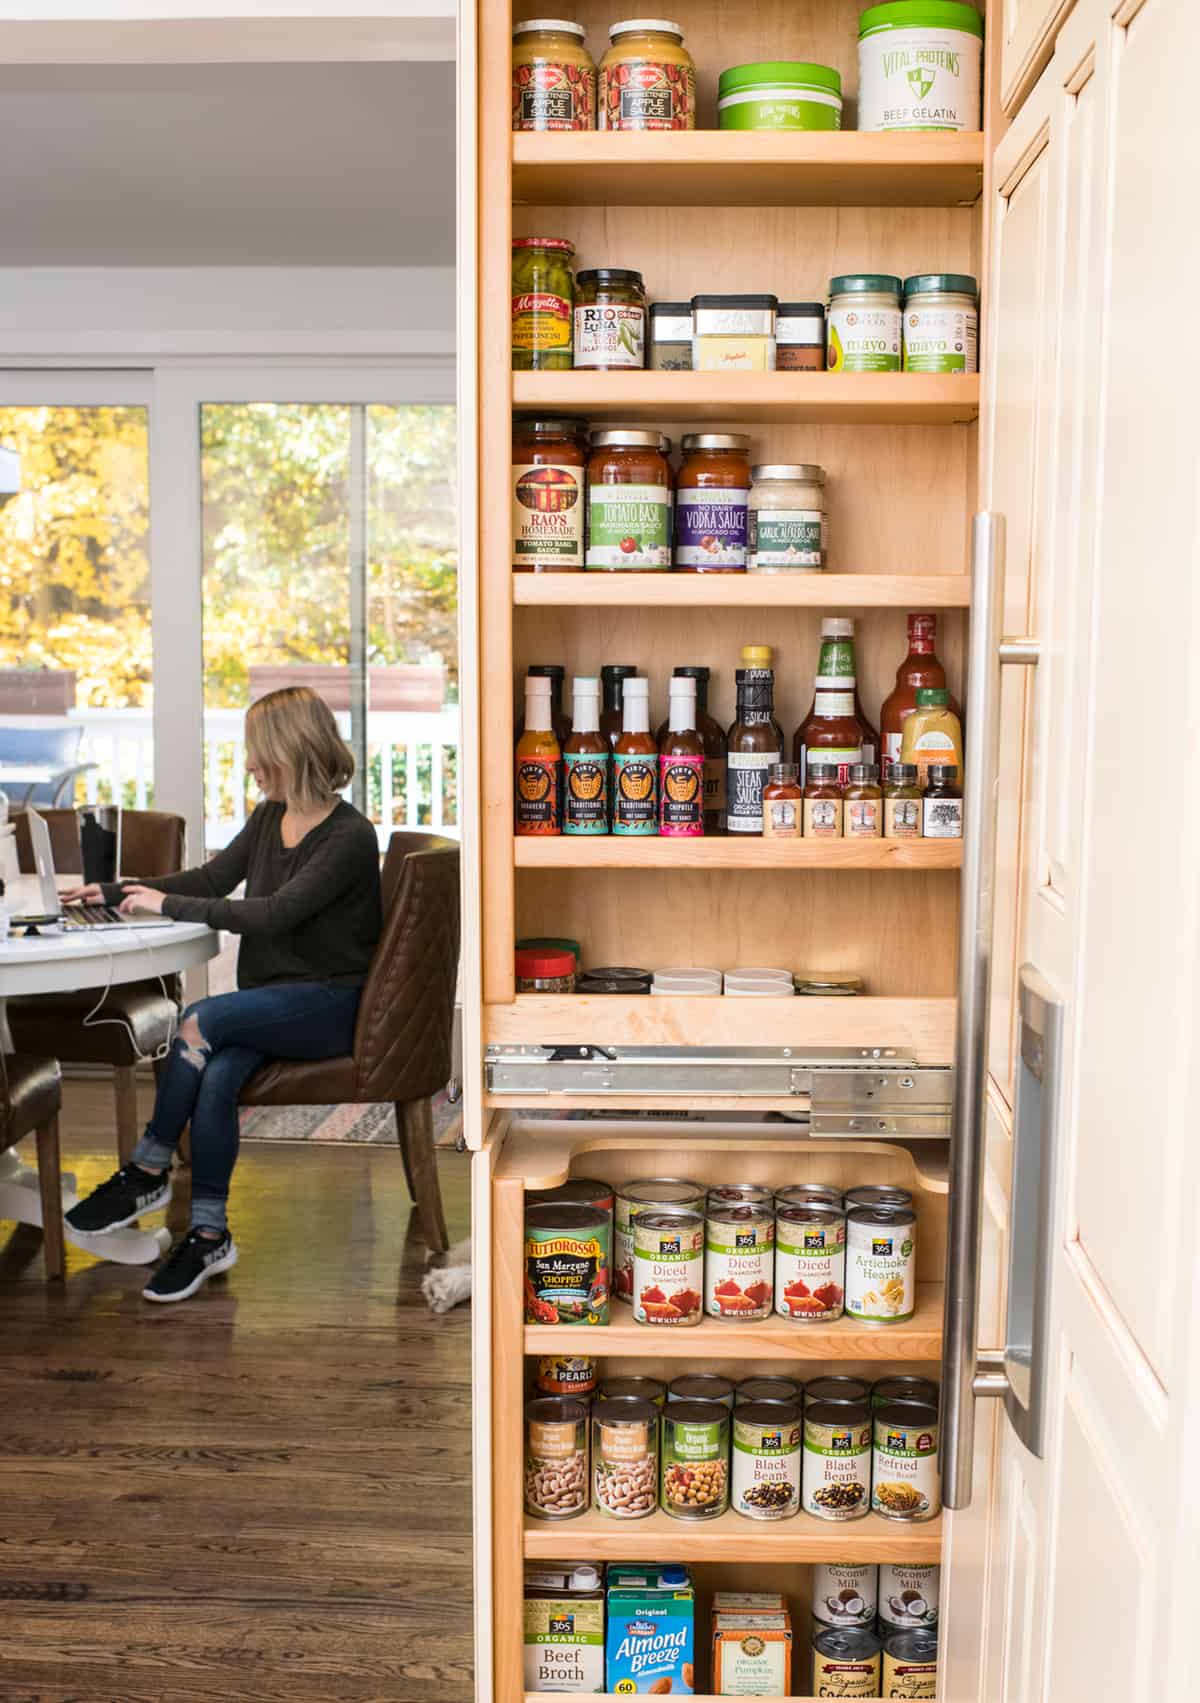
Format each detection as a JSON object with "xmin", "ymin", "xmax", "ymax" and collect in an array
[
  {"xmin": 675, "ymin": 433, "xmax": 751, "ymax": 572},
  {"xmin": 512, "ymin": 415, "xmax": 589, "ymax": 572},
  {"xmin": 585, "ymin": 429, "xmax": 672, "ymax": 570}
]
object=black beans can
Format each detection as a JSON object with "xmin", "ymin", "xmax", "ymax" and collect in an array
[{"xmin": 804, "ymin": 1375, "xmax": 870, "ymax": 1409}]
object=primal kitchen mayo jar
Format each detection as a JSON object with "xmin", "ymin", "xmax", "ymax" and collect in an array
[
  {"xmin": 857, "ymin": 0, "xmax": 984, "ymax": 133},
  {"xmin": 827, "ymin": 275, "xmax": 902, "ymax": 373},
  {"xmin": 903, "ymin": 273, "xmax": 978, "ymax": 372}
]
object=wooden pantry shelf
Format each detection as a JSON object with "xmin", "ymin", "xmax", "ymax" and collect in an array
[
  {"xmin": 513, "ymin": 571, "xmax": 972, "ymax": 609},
  {"xmin": 512, "ymin": 129, "xmax": 985, "ymax": 209},
  {"xmin": 512, "ymin": 370, "xmax": 980, "ymax": 424},
  {"xmin": 524, "ymin": 1507, "xmax": 942, "ymax": 1563},
  {"xmin": 524, "ymin": 1281, "xmax": 943, "ymax": 1360},
  {"xmin": 514, "ymin": 838, "xmax": 963, "ymax": 872},
  {"xmin": 525, "ymin": 1696, "xmax": 820, "ymax": 1703}
]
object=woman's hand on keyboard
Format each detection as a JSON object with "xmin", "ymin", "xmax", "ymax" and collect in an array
[
  {"xmin": 118, "ymin": 885, "xmax": 166, "ymax": 916},
  {"xmin": 60, "ymin": 882, "xmax": 106, "ymax": 904}
]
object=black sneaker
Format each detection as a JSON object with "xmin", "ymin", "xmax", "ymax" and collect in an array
[
  {"xmin": 65, "ymin": 1163, "xmax": 172, "ymax": 1233},
  {"xmin": 142, "ymin": 1229, "xmax": 238, "ymax": 1303}
]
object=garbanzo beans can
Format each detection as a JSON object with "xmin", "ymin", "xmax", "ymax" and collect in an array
[{"xmin": 661, "ymin": 1399, "xmax": 730, "ymax": 1520}]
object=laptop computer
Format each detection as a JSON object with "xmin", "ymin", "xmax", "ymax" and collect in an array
[{"xmin": 16, "ymin": 808, "xmax": 175, "ymax": 931}]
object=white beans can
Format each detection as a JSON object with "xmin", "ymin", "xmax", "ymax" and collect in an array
[
  {"xmin": 632, "ymin": 1209, "xmax": 704, "ymax": 1326},
  {"xmin": 731, "ymin": 1400, "xmax": 802, "ymax": 1520},
  {"xmin": 812, "ymin": 1562, "xmax": 879, "ymax": 1629},
  {"xmin": 705, "ymin": 1203, "xmax": 775, "ymax": 1318},
  {"xmin": 591, "ymin": 1397, "xmax": 658, "ymax": 1519},
  {"xmin": 775, "ymin": 1204, "xmax": 845, "ymax": 1321},
  {"xmin": 872, "ymin": 1402, "xmax": 940, "ymax": 1521},
  {"xmin": 845, "ymin": 1205, "xmax": 916, "ymax": 1322},
  {"xmin": 614, "ymin": 1177, "xmax": 705, "ymax": 1302}
]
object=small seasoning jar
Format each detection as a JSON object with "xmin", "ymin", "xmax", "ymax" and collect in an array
[
  {"xmin": 600, "ymin": 19, "xmax": 696, "ymax": 131},
  {"xmin": 648, "ymin": 301, "xmax": 693, "ymax": 370},
  {"xmin": 512, "ymin": 237, "xmax": 575, "ymax": 370},
  {"xmin": 524, "ymin": 1395, "xmax": 589, "ymax": 1520},
  {"xmin": 748, "ymin": 464, "xmax": 826, "ymax": 573},
  {"xmin": 776, "ymin": 301, "xmax": 827, "ymax": 370},
  {"xmin": 762, "ymin": 761, "xmax": 803, "ymax": 837},
  {"xmin": 803, "ymin": 762, "xmax": 843, "ymax": 838},
  {"xmin": 692, "ymin": 294, "xmax": 778, "ymax": 371},
  {"xmin": 574, "ymin": 268, "xmax": 647, "ymax": 371},
  {"xmin": 511, "ymin": 19, "xmax": 597, "ymax": 132},
  {"xmin": 512, "ymin": 416, "xmax": 589, "ymax": 573},
  {"xmin": 827, "ymin": 273, "xmax": 902, "ymax": 372},
  {"xmin": 515, "ymin": 948, "xmax": 576, "ymax": 993},
  {"xmin": 844, "ymin": 761, "xmax": 882, "ymax": 838},
  {"xmin": 585, "ymin": 429, "xmax": 672, "ymax": 570},
  {"xmin": 675, "ymin": 433, "xmax": 751, "ymax": 572},
  {"xmin": 922, "ymin": 763, "xmax": 963, "ymax": 838},
  {"xmin": 903, "ymin": 273, "xmax": 979, "ymax": 373},
  {"xmin": 883, "ymin": 761, "xmax": 922, "ymax": 839}
]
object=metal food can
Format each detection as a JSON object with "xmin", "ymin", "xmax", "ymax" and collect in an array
[
  {"xmin": 844, "ymin": 1205, "xmax": 916, "ymax": 1323},
  {"xmin": 524, "ymin": 1202, "xmax": 611, "ymax": 1325},
  {"xmin": 661, "ymin": 1399, "xmax": 730, "ymax": 1520},
  {"xmin": 590, "ymin": 1397, "xmax": 658, "ymax": 1519},
  {"xmin": 811, "ymin": 1562, "xmax": 879, "ymax": 1629},
  {"xmin": 615, "ymin": 1176, "xmax": 705, "ymax": 1302},
  {"xmin": 774, "ymin": 1181, "xmax": 843, "ymax": 1210},
  {"xmin": 803, "ymin": 1375, "xmax": 869, "ymax": 1409},
  {"xmin": 527, "ymin": 1176, "xmax": 615, "ymax": 1215},
  {"xmin": 872, "ymin": 1401, "xmax": 940, "ymax": 1522},
  {"xmin": 524, "ymin": 1396, "xmax": 589, "ymax": 1520},
  {"xmin": 774, "ymin": 1204, "xmax": 846, "ymax": 1321},
  {"xmin": 730, "ymin": 1400, "xmax": 802, "ymax": 1520},
  {"xmin": 812, "ymin": 1625, "xmax": 882, "ymax": 1697},
  {"xmin": 843, "ymin": 1184, "xmax": 913, "ymax": 1212},
  {"xmin": 872, "ymin": 1374, "xmax": 939, "ymax": 1411},
  {"xmin": 705, "ymin": 1203, "xmax": 775, "ymax": 1319},
  {"xmin": 802, "ymin": 1399, "xmax": 871, "ymax": 1520},
  {"xmin": 882, "ymin": 1628, "xmax": 939, "ymax": 1698},
  {"xmin": 668, "ymin": 1373, "xmax": 735, "ymax": 1409},
  {"xmin": 878, "ymin": 1563, "xmax": 940, "ymax": 1632},
  {"xmin": 632, "ymin": 1209, "xmax": 704, "ymax": 1326},
  {"xmin": 535, "ymin": 1355, "xmax": 598, "ymax": 1399},
  {"xmin": 736, "ymin": 1375, "xmax": 802, "ymax": 1408},
  {"xmin": 599, "ymin": 1374, "xmax": 665, "ymax": 1407},
  {"xmin": 706, "ymin": 1182, "xmax": 773, "ymax": 1209}
]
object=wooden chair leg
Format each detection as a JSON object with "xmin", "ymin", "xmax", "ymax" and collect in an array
[
  {"xmin": 114, "ymin": 1065, "xmax": 139, "ymax": 1166},
  {"xmin": 396, "ymin": 1097, "xmax": 449, "ymax": 1254},
  {"xmin": 35, "ymin": 1115, "xmax": 65, "ymax": 1282}
]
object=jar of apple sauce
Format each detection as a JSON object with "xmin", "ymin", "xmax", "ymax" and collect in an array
[
  {"xmin": 600, "ymin": 19, "xmax": 696, "ymax": 131},
  {"xmin": 512, "ymin": 19, "xmax": 597, "ymax": 132},
  {"xmin": 512, "ymin": 416, "xmax": 589, "ymax": 573},
  {"xmin": 675, "ymin": 433, "xmax": 751, "ymax": 572},
  {"xmin": 585, "ymin": 429, "xmax": 672, "ymax": 571}
]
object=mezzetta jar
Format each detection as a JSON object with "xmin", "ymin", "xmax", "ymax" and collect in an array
[
  {"xmin": 749, "ymin": 464, "xmax": 827, "ymax": 573},
  {"xmin": 600, "ymin": 18, "xmax": 696, "ymax": 131},
  {"xmin": 585, "ymin": 428, "xmax": 672, "ymax": 570},
  {"xmin": 574, "ymin": 267, "xmax": 646, "ymax": 370},
  {"xmin": 511, "ymin": 19, "xmax": 597, "ymax": 131},
  {"xmin": 512, "ymin": 237, "xmax": 575, "ymax": 370}
]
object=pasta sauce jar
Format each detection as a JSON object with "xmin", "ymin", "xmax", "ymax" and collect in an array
[
  {"xmin": 512, "ymin": 416, "xmax": 588, "ymax": 572},
  {"xmin": 675, "ymin": 433, "xmax": 751, "ymax": 571},
  {"xmin": 512, "ymin": 19, "xmax": 597, "ymax": 132},
  {"xmin": 600, "ymin": 19, "xmax": 696, "ymax": 130},
  {"xmin": 585, "ymin": 429, "xmax": 672, "ymax": 570}
]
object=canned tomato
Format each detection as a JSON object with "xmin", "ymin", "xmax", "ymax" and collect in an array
[
  {"xmin": 812, "ymin": 1562, "xmax": 878, "ymax": 1629},
  {"xmin": 802, "ymin": 1399, "xmax": 871, "ymax": 1521},
  {"xmin": 845, "ymin": 1205, "xmax": 916, "ymax": 1323},
  {"xmin": 844, "ymin": 1184, "xmax": 912, "ymax": 1212},
  {"xmin": 524, "ymin": 1202, "xmax": 611, "ymax": 1325},
  {"xmin": 731, "ymin": 1400, "xmax": 801, "ymax": 1520},
  {"xmin": 872, "ymin": 1401, "xmax": 940, "ymax": 1522},
  {"xmin": 706, "ymin": 1203, "xmax": 774, "ymax": 1318},
  {"xmin": 600, "ymin": 1374, "xmax": 665, "ymax": 1407},
  {"xmin": 882, "ymin": 1628, "xmax": 938, "ymax": 1698},
  {"xmin": 661, "ymin": 1399, "xmax": 730, "ymax": 1520},
  {"xmin": 524, "ymin": 1396, "xmax": 589, "ymax": 1520},
  {"xmin": 736, "ymin": 1375, "xmax": 802, "ymax": 1408},
  {"xmin": 879, "ymin": 1564, "xmax": 940, "ymax": 1632},
  {"xmin": 804, "ymin": 1375, "xmax": 869, "ymax": 1409},
  {"xmin": 527, "ymin": 1176, "xmax": 615, "ymax": 1215},
  {"xmin": 633, "ymin": 1209, "xmax": 704, "ymax": 1325},
  {"xmin": 591, "ymin": 1397, "xmax": 658, "ymax": 1519},
  {"xmin": 668, "ymin": 1373, "xmax": 735, "ymax": 1409},
  {"xmin": 775, "ymin": 1181, "xmax": 843, "ymax": 1210},
  {"xmin": 615, "ymin": 1176, "xmax": 705, "ymax": 1302},
  {"xmin": 775, "ymin": 1204, "xmax": 845, "ymax": 1321},
  {"xmin": 872, "ymin": 1374, "xmax": 939, "ymax": 1411},
  {"xmin": 535, "ymin": 1355, "xmax": 598, "ymax": 1398},
  {"xmin": 812, "ymin": 1625, "xmax": 881, "ymax": 1697},
  {"xmin": 706, "ymin": 1182, "xmax": 773, "ymax": 1209}
]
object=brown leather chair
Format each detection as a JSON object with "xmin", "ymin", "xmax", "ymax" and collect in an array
[
  {"xmin": 0, "ymin": 1053, "xmax": 65, "ymax": 1280},
  {"xmin": 239, "ymin": 831, "xmax": 460, "ymax": 1252},
  {"xmin": 10, "ymin": 808, "xmax": 184, "ymax": 1165}
]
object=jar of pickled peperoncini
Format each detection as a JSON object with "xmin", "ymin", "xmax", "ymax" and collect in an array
[{"xmin": 512, "ymin": 237, "xmax": 575, "ymax": 371}]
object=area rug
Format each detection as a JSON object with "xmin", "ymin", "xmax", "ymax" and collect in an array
[{"xmin": 239, "ymin": 1086, "xmax": 462, "ymax": 1150}]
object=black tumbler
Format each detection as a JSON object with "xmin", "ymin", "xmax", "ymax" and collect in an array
[{"xmin": 79, "ymin": 806, "xmax": 120, "ymax": 884}]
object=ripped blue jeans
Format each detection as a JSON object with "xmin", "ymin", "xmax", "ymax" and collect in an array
[{"xmin": 132, "ymin": 982, "xmax": 361, "ymax": 1233}]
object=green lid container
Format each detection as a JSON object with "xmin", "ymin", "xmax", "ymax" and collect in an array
[
  {"xmin": 829, "ymin": 273, "xmax": 903, "ymax": 297},
  {"xmin": 718, "ymin": 60, "xmax": 843, "ymax": 131},
  {"xmin": 516, "ymin": 935, "xmax": 583, "ymax": 963},
  {"xmin": 859, "ymin": 0, "xmax": 984, "ymax": 39},
  {"xmin": 915, "ymin": 687, "xmax": 950, "ymax": 706},
  {"xmin": 904, "ymin": 273, "xmax": 979, "ymax": 297}
]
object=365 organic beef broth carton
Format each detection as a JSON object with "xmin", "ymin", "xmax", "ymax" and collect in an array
[
  {"xmin": 523, "ymin": 1563, "xmax": 605, "ymax": 1693},
  {"xmin": 606, "ymin": 1564, "xmax": 695, "ymax": 1693}
]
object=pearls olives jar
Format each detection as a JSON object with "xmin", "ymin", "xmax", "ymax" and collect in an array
[
  {"xmin": 675, "ymin": 434, "xmax": 751, "ymax": 572},
  {"xmin": 512, "ymin": 416, "xmax": 589, "ymax": 572},
  {"xmin": 585, "ymin": 429, "xmax": 672, "ymax": 570},
  {"xmin": 574, "ymin": 268, "xmax": 646, "ymax": 370},
  {"xmin": 511, "ymin": 19, "xmax": 597, "ymax": 132},
  {"xmin": 512, "ymin": 237, "xmax": 575, "ymax": 370}
]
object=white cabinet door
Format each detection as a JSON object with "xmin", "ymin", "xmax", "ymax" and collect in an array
[{"xmin": 999, "ymin": 0, "xmax": 1077, "ymax": 118}]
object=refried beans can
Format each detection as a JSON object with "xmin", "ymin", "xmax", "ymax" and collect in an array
[
  {"xmin": 615, "ymin": 1177, "xmax": 705, "ymax": 1302},
  {"xmin": 633, "ymin": 1209, "xmax": 705, "ymax": 1325},
  {"xmin": 524, "ymin": 1202, "xmax": 611, "ymax": 1326},
  {"xmin": 811, "ymin": 1625, "xmax": 882, "ymax": 1697},
  {"xmin": 705, "ymin": 1203, "xmax": 775, "ymax": 1319},
  {"xmin": 802, "ymin": 1399, "xmax": 871, "ymax": 1521},
  {"xmin": 535, "ymin": 1355, "xmax": 598, "ymax": 1398},
  {"xmin": 731, "ymin": 1399, "xmax": 802, "ymax": 1520},
  {"xmin": 774, "ymin": 1204, "xmax": 846, "ymax": 1321},
  {"xmin": 882, "ymin": 1628, "xmax": 939, "ymax": 1698},
  {"xmin": 872, "ymin": 1401, "xmax": 940, "ymax": 1522}
]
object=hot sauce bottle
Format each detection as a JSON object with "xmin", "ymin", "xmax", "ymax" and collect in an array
[
  {"xmin": 880, "ymin": 612, "xmax": 962, "ymax": 780},
  {"xmin": 655, "ymin": 664, "xmax": 727, "ymax": 833},
  {"xmin": 658, "ymin": 675, "xmax": 705, "ymax": 836},
  {"xmin": 515, "ymin": 675, "xmax": 560, "ymax": 835},
  {"xmin": 563, "ymin": 676, "xmax": 609, "ymax": 835},
  {"xmin": 727, "ymin": 662, "xmax": 783, "ymax": 835},
  {"xmin": 600, "ymin": 664, "xmax": 638, "ymax": 826},
  {"xmin": 613, "ymin": 676, "xmax": 658, "ymax": 835},
  {"xmin": 516, "ymin": 663, "xmax": 572, "ymax": 827}
]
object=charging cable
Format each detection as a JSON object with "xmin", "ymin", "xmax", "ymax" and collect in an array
[{"xmin": 78, "ymin": 911, "xmax": 180, "ymax": 1066}]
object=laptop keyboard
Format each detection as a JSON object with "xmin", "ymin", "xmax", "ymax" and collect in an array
[{"xmin": 61, "ymin": 904, "xmax": 125, "ymax": 928}]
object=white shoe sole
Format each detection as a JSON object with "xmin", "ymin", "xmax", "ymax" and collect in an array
[
  {"xmin": 67, "ymin": 1181, "xmax": 172, "ymax": 1235},
  {"xmin": 142, "ymin": 1241, "xmax": 238, "ymax": 1303}
]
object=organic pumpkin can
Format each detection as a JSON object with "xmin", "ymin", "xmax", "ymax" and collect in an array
[
  {"xmin": 524, "ymin": 1203, "xmax": 610, "ymax": 1325},
  {"xmin": 632, "ymin": 1209, "xmax": 704, "ymax": 1325}
]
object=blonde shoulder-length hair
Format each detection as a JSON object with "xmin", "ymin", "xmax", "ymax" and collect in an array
[{"xmin": 245, "ymin": 686, "xmax": 355, "ymax": 811}]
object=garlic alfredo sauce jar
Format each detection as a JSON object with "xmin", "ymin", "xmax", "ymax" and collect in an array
[
  {"xmin": 857, "ymin": 0, "xmax": 984, "ymax": 133},
  {"xmin": 749, "ymin": 464, "xmax": 827, "ymax": 573}
]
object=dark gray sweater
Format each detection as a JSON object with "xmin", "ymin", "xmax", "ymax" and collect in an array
[{"xmin": 107, "ymin": 801, "xmax": 382, "ymax": 990}]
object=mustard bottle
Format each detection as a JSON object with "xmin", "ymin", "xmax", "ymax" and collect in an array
[{"xmin": 899, "ymin": 687, "xmax": 963, "ymax": 788}]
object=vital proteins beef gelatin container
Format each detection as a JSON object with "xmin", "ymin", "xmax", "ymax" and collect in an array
[
  {"xmin": 858, "ymin": 0, "xmax": 983, "ymax": 132},
  {"xmin": 717, "ymin": 61, "xmax": 843, "ymax": 130}
]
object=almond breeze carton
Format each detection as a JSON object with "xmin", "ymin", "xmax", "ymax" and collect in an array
[{"xmin": 606, "ymin": 1563, "xmax": 695, "ymax": 1694}]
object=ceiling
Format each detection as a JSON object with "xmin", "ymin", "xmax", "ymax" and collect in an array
[{"xmin": 0, "ymin": 62, "xmax": 455, "ymax": 266}]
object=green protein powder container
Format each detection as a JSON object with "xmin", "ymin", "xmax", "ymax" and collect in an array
[{"xmin": 718, "ymin": 61, "xmax": 843, "ymax": 131}]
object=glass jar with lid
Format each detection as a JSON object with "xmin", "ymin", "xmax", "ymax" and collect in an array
[
  {"xmin": 827, "ymin": 273, "xmax": 902, "ymax": 372},
  {"xmin": 675, "ymin": 433, "xmax": 751, "ymax": 572},
  {"xmin": 512, "ymin": 416, "xmax": 589, "ymax": 573},
  {"xmin": 512, "ymin": 20, "xmax": 597, "ymax": 131},
  {"xmin": 600, "ymin": 19, "xmax": 696, "ymax": 131},
  {"xmin": 585, "ymin": 429, "xmax": 672, "ymax": 571},
  {"xmin": 574, "ymin": 268, "xmax": 647, "ymax": 370},
  {"xmin": 748, "ymin": 464, "xmax": 827, "ymax": 573},
  {"xmin": 512, "ymin": 237, "xmax": 575, "ymax": 370},
  {"xmin": 776, "ymin": 301, "xmax": 827, "ymax": 371},
  {"xmin": 902, "ymin": 273, "xmax": 978, "ymax": 373},
  {"xmin": 648, "ymin": 301, "xmax": 693, "ymax": 370}
]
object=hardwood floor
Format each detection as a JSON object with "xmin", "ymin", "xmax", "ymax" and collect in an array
[{"xmin": 0, "ymin": 1079, "xmax": 474, "ymax": 1703}]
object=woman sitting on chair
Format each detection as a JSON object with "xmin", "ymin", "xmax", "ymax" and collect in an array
[{"xmin": 65, "ymin": 687, "xmax": 382, "ymax": 1303}]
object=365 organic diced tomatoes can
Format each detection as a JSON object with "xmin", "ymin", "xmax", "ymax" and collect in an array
[
  {"xmin": 775, "ymin": 1204, "xmax": 846, "ymax": 1322},
  {"xmin": 632, "ymin": 1210, "xmax": 704, "ymax": 1326},
  {"xmin": 705, "ymin": 1204, "xmax": 775, "ymax": 1319}
]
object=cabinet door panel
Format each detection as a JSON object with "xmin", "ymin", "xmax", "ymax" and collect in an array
[{"xmin": 1001, "ymin": 0, "xmax": 1077, "ymax": 117}]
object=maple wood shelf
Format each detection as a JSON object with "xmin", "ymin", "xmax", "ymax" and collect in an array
[
  {"xmin": 514, "ymin": 838, "xmax": 963, "ymax": 871},
  {"xmin": 513, "ymin": 571, "xmax": 972, "ymax": 609},
  {"xmin": 524, "ymin": 1507, "xmax": 943, "ymax": 1562},
  {"xmin": 512, "ymin": 371, "xmax": 979, "ymax": 424}
]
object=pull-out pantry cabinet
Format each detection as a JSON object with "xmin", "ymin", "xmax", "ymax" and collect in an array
[{"xmin": 455, "ymin": 0, "xmax": 1200, "ymax": 1696}]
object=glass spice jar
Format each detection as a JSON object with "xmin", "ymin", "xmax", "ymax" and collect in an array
[
  {"xmin": 762, "ymin": 761, "xmax": 803, "ymax": 838},
  {"xmin": 844, "ymin": 762, "xmax": 883, "ymax": 838},
  {"xmin": 512, "ymin": 416, "xmax": 589, "ymax": 573},
  {"xmin": 675, "ymin": 433, "xmax": 751, "ymax": 572},
  {"xmin": 585, "ymin": 429, "xmax": 672, "ymax": 570},
  {"xmin": 922, "ymin": 763, "xmax": 963, "ymax": 838},
  {"xmin": 574, "ymin": 268, "xmax": 647, "ymax": 370},
  {"xmin": 648, "ymin": 302, "xmax": 693, "ymax": 370},
  {"xmin": 883, "ymin": 762, "xmax": 922, "ymax": 839},
  {"xmin": 600, "ymin": 19, "xmax": 696, "ymax": 131},
  {"xmin": 803, "ymin": 762, "xmax": 844, "ymax": 838},
  {"xmin": 512, "ymin": 237, "xmax": 575, "ymax": 370},
  {"xmin": 776, "ymin": 301, "xmax": 827, "ymax": 370},
  {"xmin": 515, "ymin": 948, "xmax": 577, "ymax": 993},
  {"xmin": 512, "ymin": 19, "xmax": 597, "ymax": 132},
  {"xmin": 748, "ymin": 464, "xmax": 827, "ymax": 573}
]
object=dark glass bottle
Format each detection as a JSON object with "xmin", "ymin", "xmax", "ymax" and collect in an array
[
  {"xmin": 726, "ymin": 667, "xmax": 783, "ymax": 836},
  {"xmin": 655, "ymin": 664, "xmax": 727, "ymax": 833},
  {"xmin": 515, "ymin": 664, "xmax": 571, "ymax": 828},
  {"xmin": 600, "ymin": 664, "xmax": 638, "ymax": 828}
]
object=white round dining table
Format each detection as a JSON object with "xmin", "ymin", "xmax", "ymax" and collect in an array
[{"xmin": 0, "ymin": 891, "xmax": 218, "ymax": 1265}]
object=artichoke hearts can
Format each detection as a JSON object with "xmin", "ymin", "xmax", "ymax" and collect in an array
[
  {"xmin": 705, "ymin": 1203, "xmax": 775, "ymax": 1319},
  {"xmin": 524, "ymin": 1202, "xmax": 611, "ymax": 1325},
  {"xmin": 632, "ymin": 1209, "xmax": 704, "ymax": 1325},
  {"xmin": 812, "ymin": 1625, "xmax": 882, "ymax": 1697},
  {"xmin": 661, "ymin": 1398, "xmax": 730, "ymax": 1520},
  {"xmin": 871, "ymin": 1401, "xmax": 940, "ymax": 1521},
  {"xmin": 614, "ymin": 1176, "xmax": 705, "ymax": 1302},
  {"xmin": 802, "ymin": 1399, "xmax": 871, "ymax": 1521},
  {"xmin": 730, "ymin": 1399, "xmax": 802, "ymax": 1520},
  {"xmin": 882, "ymin": 1628, "xmax": 939, "ymax": 1697},
  {"xmin": 845, "ymin": 1205, "xmax": 916, "ymax": 1323}
]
